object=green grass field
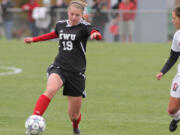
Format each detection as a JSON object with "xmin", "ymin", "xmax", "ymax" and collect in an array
[{"xmin": 0, "ymin": 39, "xmax": 178, "ymax": 135}]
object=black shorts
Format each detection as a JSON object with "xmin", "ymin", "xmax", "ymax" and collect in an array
[{"xmin": 47, "ymin": 64, "xmax": 86, "ymax": 98}]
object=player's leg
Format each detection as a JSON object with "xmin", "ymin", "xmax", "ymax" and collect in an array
[
  {"xmin": 64, "ymin": 71, "xmax": 85, "ymax": 134},
  {"xmin": 168, "ymin": 97, "xmax": 180, "ymax": 115},
  {"xmin": 168, "ymin": 97, "xmax": 180, "ymax": 132},
  {"xmin": 44, "ymin": 73, "xmax": 63, "ymax": 99},
  {"xmin": 168, "ymin": 76, "xmax": 180, "ymax": 132},
  {"xmin": 67, "ymin": 96, "xmax": 82, "ymax": 134},
  {"xmin": 33, "ymin": 73, "xmax": 63, "ymax": 116}
]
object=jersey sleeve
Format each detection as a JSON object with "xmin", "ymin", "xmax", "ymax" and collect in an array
[
  {"xmin": 55, "ymin": 24, "xmax": 59, "ymax": 35},
  {"xmin": 160, "ymin": 30, "xmax": 180, "ymax": 74},
  {"xmin": 32, "ymin": 31, "xmax": 58, "ymax": 42},
  {"xmin": 55, "ymin": 22, "xmax": 61, "ymax": 35},
  {"xmin": 171, "ymin": 30, "xmax": 180, "ymax": 52},
  {"xmin": 160, "ymin": 49, "xmax": 180, "ymax": 74},
  {"xmin": 85, "ymin": 25, "xmax": 98, "ymax": 36},
  {"xmin": 82, "ymin": 19, "xmax": 99, "ymax": 37}
]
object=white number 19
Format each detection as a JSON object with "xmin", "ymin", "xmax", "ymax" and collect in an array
[{"xmin": 62, "ymin": 41, "xmax": 73, "ymax": 51}]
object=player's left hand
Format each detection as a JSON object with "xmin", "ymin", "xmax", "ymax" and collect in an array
[
  {"xmin": 156, "ymin": 72, "xmax": 163, "ymax": 80},
  {"xmin": 90, "ymin": 32, "xmax": 102, "ymax": 40},
  {"xmin": 24, "ymin": 37, "xmax": 33, "ymax": 44}
]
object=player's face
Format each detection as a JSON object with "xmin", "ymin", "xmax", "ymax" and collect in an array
[
  {"xmin": 172, "ymin": 11, "xmax": 180, "ymax": 29},
  {"xmin": 68, "ymin": 6, "xmax": 83, "ymax": 26}
]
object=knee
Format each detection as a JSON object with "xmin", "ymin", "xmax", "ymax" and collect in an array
[
  {"xmin": 69, "ymin": 113, "xmax": 80, "ymax": 121},
  {"xmin": 44, "ymin": 88, "xmax": 57, "ymax": 99},
  {"xmin": 168, "ymin": 108, "xmax": 178, "ymax": 115}
]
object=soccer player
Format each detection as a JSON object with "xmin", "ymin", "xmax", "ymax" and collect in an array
[
  {"xmin": 24, "ymin": 0, "xmax": 102, "ymax": 134},
  {"xmin": 156, "ymin": 6, "xmax": 180, "ymax": 132}
]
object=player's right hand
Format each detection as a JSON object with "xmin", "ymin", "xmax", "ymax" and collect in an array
[
  {"xmin": 24, "ymin": 37, "xmax": 33, "ymax": 44},
  {"xmin": 156, "ymin": 72, "xmax": 163, "ymax": 80}
]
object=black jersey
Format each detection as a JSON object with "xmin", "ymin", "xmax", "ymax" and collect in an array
[{"xmin": 53, "ymin": 19, "xmax": 96, "ymax": 72}]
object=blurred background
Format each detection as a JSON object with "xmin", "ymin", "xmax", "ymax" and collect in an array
[
  {"xmin": 1, "ymin": 1, "xmax": 180, "ymax": 135},
  {"xmin": 0, "ymin": 0, "xmax": 178, "ymax": 43}
]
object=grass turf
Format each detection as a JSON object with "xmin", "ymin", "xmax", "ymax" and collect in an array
[{"xmin": 0, "ymin": 39, "xmax": 178, "ymax": 135}]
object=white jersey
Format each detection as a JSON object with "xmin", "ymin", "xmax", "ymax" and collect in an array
[
  {"xmin": 171, "ymin": 30, "xmax": 180, "ymax": 52},
  {"xmin": 171, "ymin": 30, "xmax": 180, "ymax": 75},
  {"xmin": 170, "ymin": 30, "xmax": 180, "ymax": 97}
]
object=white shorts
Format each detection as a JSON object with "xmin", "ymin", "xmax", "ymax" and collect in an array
[{"xmin": 170, "ymin": 75, "xmax": 180, "ymax": 98}]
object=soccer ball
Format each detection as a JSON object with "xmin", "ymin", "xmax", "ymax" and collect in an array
[{"xmin": 25, "ymin": 115, "xmax": 46, "ymax": 135}]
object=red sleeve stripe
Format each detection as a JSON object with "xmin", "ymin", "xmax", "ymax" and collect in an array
[
  {"xmin": 91, "ymin": 29, "xmax": 99, "ymax": 34},
  {"xmin": 90, "ymin": 29, "xmax": 102, "ymax": 40},
  {"xmin": 33, "ymin": 31, "xmax": 58, "ymax": 42}
]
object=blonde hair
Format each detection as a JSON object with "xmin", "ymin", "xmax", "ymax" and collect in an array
[{"xmin": 69, "ymin": 0, "xmax": 87, "ymax": 12}]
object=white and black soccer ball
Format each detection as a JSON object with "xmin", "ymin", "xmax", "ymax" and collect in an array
[{"xmin": 25, "ymin": 115, "xmax": 46, "ymax": 135}]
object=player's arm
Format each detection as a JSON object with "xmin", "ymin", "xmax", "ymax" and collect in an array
[
  {"xmin": 24, "ymin": 31, "xmax": 58, "ymax": 44},
  {"xmin": 90, "ymin": 30, "xmax": 102, "ymax": 40},
  {"xmin": 156, "ymin": 49, "xmax": 180, "ymax": 80}
]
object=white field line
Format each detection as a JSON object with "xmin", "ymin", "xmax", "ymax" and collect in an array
[{"xmin": 0, "ymin": 66, "xmax": 22, "ymax": 76}]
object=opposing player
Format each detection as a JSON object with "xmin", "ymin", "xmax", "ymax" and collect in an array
[
  {"xmin": 156, "ymin": 6, "xmax": 180, "ymax": 132},
  {"xmin": 24, "ymin": 0, "xmax": 102, "ymax": 134}
]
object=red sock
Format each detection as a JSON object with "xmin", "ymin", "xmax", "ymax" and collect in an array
[
  {"xmin": 72, "ymin": 113, "xmax": 81, "ymax": 128},
  {"xmin": 33, "ymin": 94, "xmax": 51, "ymax": 116}
]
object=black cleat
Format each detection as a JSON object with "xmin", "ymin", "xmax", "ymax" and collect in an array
[
  {"xmin": 73, "ymin": 127, "xmax": 80, "ymax": 134},
  {"xmin": 169, "ymin": 119, "xmax": 179, "ymax": 132}
]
